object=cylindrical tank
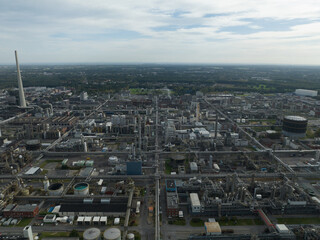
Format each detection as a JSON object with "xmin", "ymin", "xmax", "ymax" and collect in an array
[
  {"xmin": 48, "ymin": 183, "xmax": 64, "ymax": 196},
  {"xmin": 83, "ymin": 227, "xmax": 101, "ymax": 240},
  {"xmin": 26, "ymin": 140, "xmax": 41, "ymax": 151},
  {"xmin": 127, "ymin": 233, "xmax": 134, "ymax": 240},
  {"xmin": 73, "ymin": 182, "xmax": 89, "ymax": 195},
  {"xmin": 282, "ymin": 115, "xmax": 307, "ymax": 138},
  {"xmin": 103, "ymin": 228, "xmax": 121, "ymax": 240},
  {"xmin": 108, "ymin": 156, "xmax": 119, "ymax": 165}
]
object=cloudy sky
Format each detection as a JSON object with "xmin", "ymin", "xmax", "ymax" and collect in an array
[{"xmin": 1, "ymin": 0, "xmax": 320, "ymax": 65}]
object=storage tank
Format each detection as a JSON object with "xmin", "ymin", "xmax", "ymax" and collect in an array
[
  {"xmin": 282, "ymin": 115, "xmax": 307, "ymax": 138},
  {"xmin": 74, "ymin": 182, "xmax": 89, "ymax": 195},
  {"xmin": 26, "ymin": 139, "xmax": 41, "ymax": 151},
  {"xmin": 48, "ymin": 183, "xmax": 64, "ymax": 196},
  {"xmin": 127, "ymin": 233, "xmax": 134, "ymax": 240},
  {"xmin": 108, "ymin": 156, "xmax": 119, "ymax": 165},
  {"xmin": 84, "ymin": 227, "xmax": 101, "ymax": 240},
  {"xmin": 104, "ymin": 227, "xmax": 121, "ymax": 240}
]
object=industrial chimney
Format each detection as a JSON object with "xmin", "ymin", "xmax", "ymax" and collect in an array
[{"xmin": 14, "ymin": 50, "xmax": 26, "ymax": 108}]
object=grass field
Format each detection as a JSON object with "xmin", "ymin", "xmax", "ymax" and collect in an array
[
  {"xmin": 39, "ymin": 232, "xmax": 70, "ymax": 239},
  {"xmin": 190, "ymin": 218, "xmax": 204, "ymax": 227},
  {"xmin": 17, "ymin": 218, "xmax": 33, "ymax": 227},
  {"xmin": 169, "ymin": 219, "xmax": 186, "ymax": 225}
]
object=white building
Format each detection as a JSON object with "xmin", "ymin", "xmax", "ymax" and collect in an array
[
  {"xmin": 190, "ymin": 162, "xmax": 198, "ymax": 172},
  {"xmin": 295, "ymin": 89, "xmax": 317, "ymax": 97},
  {"xmin": 275, "ymin": 224, "xmax": 290, "ymax": 234},
  {"xmin": 80, "ymin": 91, "xmax": 88, "ymax": 101},
  {"xmin": 190, "ymin": 193, "xmax": 201, "ymax": 213}
]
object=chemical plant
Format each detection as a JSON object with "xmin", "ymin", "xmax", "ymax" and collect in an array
[{"xmin": 1, "ymin": 52, "xmax": 320, "ymax": 239}]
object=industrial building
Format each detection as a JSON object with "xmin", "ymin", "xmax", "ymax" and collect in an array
[
  {"xmin": 3, "ymin": 204, "xmax": 39, "ymax": 218},
  {"xmin": 295, "ymin": 89, "xmax": 318, "ymax": 97}
]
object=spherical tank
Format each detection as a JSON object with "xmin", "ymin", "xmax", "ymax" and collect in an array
[
  {"xmin": 103, "ymin": 227, "xmax": 121, "ymax": 240},
  {"xmin": 48, "ymin": 183, "xmax": 64, "ymax": 196},
  {"xmin": 83, "ymin": 228, "xmax": 101, "ymax": 240},
  {"xmin": 73, "ymin": 182, "xmax": 89, "ymax": 195}
]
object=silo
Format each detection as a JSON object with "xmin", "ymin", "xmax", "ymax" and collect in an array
[
  {"xmin": 84, "ymin": 227, "xmax": 101, "ymax": 240},
  {"xmin": 48, "ymin": 183, "xmax": 64, "ymax": 196},
  {"xmin": 103, "ymin": 227, "xmax": 121, "ymax": 240},
  {"xmin": 127, "ymin": 233, "xmax": 134, "ymax": 240},
  {"xmin": 73, "ymin": 182, "xmax": 89, "ymax": 195}
]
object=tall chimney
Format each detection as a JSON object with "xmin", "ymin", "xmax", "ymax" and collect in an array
[{"xmin": 15, "ymin": 50, "xmax": 26, "ymax": 108}]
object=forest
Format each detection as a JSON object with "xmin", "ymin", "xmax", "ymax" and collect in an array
[{"xmin": 1, "ymin": 64, "xmax": 320, "ymax": 95}]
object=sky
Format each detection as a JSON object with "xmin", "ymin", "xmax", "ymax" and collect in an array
[{"xmin": 1, "ymin": 0, "xmax": 320, "ymax": 65}]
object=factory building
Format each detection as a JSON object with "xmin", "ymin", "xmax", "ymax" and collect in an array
[
  {"xmin": 190, "ymin": 193, "xmax": 201, "ymax": 213},
  {"xmin": 166, "ymin": 191, "xmax": 179, "ymax": 218},
  {"xmin": 165, "ymin": 179, "xmax": 180, "ymax": 217},
  {"xmin": 126, "ymin": 161, "xmax": 142, "ymax": 175},
  {"xmin": 3, "ymin": 204, "xmax": 39, "ymax": 218},
  {"xmin": 58, "ymin": 200, "xmax": 127, "ymax": 217}
]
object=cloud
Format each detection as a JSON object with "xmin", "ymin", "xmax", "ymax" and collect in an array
[{"xmin": 0, "ymin": 0, "xmax": 320, "ymax": 64}]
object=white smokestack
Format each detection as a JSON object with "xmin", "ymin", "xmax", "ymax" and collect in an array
[{"xmin": 14, "ymin": 50, "xmax": 26, "ymax": 108}]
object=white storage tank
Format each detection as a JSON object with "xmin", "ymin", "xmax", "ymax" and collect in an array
[
  {"xmin": 127, "ymin": 233, "xmax": 134, "ymax": 240},
  {"xmin": 48, "ymin": 183, "xmax": 64, "ymax": 196},
  {"xmin": 108, "ymin": 156, "xmax": 119, "ymax": 165},
  {"xmin": 104, "ymin": 227, "xmax": 121, "ymax": 240},
  {"xmin": 84, "ymin": 227, "xmax": 101, "ymax": 240},
  {"xmin": 73, "ymin": 182, "xmax": 89, "ymax": 195}
]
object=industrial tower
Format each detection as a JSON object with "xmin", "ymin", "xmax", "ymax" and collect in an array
[{"xmin": 14, "ymin": 50, "xmax": 27, "ymax": 108}]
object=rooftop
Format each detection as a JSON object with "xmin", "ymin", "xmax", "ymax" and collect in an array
[{"xmin": 205, "ymin": 222, "xmax": 221, "ymax": 234}]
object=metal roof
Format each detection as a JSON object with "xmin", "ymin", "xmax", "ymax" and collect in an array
[
  {"xmin": 25, "ymin": 167, "xmax": 40, "ymax": 175},
  {"xmin": 284, "ymin": 115, "xmax": 307, "ymax": 121},
  {"xmin": 60, "ymin": 203, "xmax": 126, "ymax": 213},
  {"xmin": 190, "ymin": 193, "xmax": 200, "ymax": 206}
]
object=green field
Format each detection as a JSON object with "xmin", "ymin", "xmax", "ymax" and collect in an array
[
  {"xmin": 169, "ymin": 219, "xmax": 186, "ymax": 225},
  {"xmin": 39, "ymin": 232, "xmax": 70, "ymax": 239},
  {"xmin": 17, "ymin": 218, "xmax": 33, "ymax": 227}
]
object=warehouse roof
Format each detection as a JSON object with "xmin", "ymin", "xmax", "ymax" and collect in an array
[
  {"xmin": 25, "ymin": 167, "xmax": 40, "ymax": 175},
  {"xmin": 190, "ymin": 193, "xmax": 200, "ymax": 206},
  {"xmin": 60, "ymin": 203, "xmax": 126, "ymax": 213}
]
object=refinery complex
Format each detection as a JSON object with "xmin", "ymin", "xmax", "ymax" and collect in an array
[{"xmin": 1, "ymin": 52, "xmax": 320, "ymax": 240}]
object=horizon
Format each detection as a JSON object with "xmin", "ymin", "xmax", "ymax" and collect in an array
[{"xmin": 2, "ymin": 61, "xmax": 320, "ymax": 68}]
